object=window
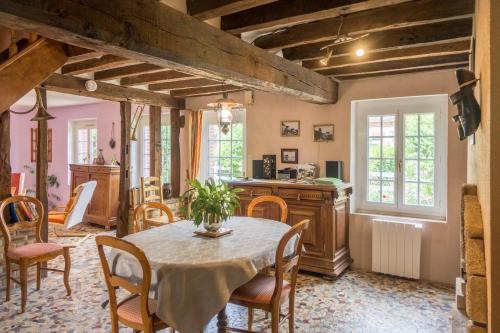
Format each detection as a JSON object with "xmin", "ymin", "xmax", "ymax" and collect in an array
[
  {"xmin": 141, "ymin": 122, "xmax": 171, "ymax": 181},
  {"xmin": 352, "ymin": 95, "xmax": 447, "ymax": 220},
  {"xmin": 200, "ymin": 109, "xmax": 246, "ymax": 182},
  {"xmin": 71, "ymin": 120, "xmax": 97, "ymax": 164}
]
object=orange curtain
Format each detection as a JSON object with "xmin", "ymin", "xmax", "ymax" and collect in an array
[{"xmin": 188, "ymin": 111, "xmax": 203, "ymax": 180}]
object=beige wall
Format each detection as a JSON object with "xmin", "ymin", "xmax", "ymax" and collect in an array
[
  {"xmin": 187, "ymin": 69, "xmax": 467, "ymax": 284},
  {"xmin": 468, "ymin": 0, "xmax": 500, "ymax": 331}
]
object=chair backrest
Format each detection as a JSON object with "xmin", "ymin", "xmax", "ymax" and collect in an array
[
  {"xmin": 0, "ymin": 196, "xmax": 44, "ymax": 252},
  {"xmin": 272, "ymin": 219, "xmax": 310, "ymax": 305},
  {"xmin": 64, "ymin": 180, "xmax": 97, "ymax": 229},
  {"xmin": 247, "ymin": 195, "xmax": 288, "ymax": 223},
  {"xmin": 95, "ymin": 235, "xmax": 153, "ymax": 327},
  {"xmin": 141, "ymin": 176, "xmax": 163, "ymax": 204},
  {"xmin": 133, "ymin": 202, "xmax": 174, "ymax": 233}
]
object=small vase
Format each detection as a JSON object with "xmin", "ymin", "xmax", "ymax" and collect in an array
[
  {"xmin": 203, "ymin": 214, "xmax": 222, "ymax": 232},
  {"xmin": 162, "ymin": 183, "xmax": 172, "ymax": 199},
  {"xmin": 95, "ymin": 149, "xmax": 105, "ymax": 165}
]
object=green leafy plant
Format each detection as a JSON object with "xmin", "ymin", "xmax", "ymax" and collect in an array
[
  {"xmin": 181, "ymin": 178, "xmax": 243, "ymax": 227},
  {"xmin": 23, "ymin": 164, "xmax": 61, "ymax": 209}
]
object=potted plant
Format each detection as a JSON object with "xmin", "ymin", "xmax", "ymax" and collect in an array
[{"xmin": 181, "ymin": 178, "xmax": 242, "ymax": 232}]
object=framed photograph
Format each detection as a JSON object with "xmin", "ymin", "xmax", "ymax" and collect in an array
[
  {"xmin": 281, "ymin": 148, "xmax": 299, "ymax": 164},
  {"xmin": 281, "ymin": 120, "xmax": 300, "ymax": 137},
  {"xmin": 313, "ymin": 124, "xmax": 334, "ymax": 142}
]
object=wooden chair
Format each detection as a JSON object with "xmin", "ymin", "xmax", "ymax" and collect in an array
[
  {"xmin": 95, "ymin": 235, "xmax": 170, "ymax": 333},
  {"xmin": 0, "ymin": 196, "xmax": 71, "ymax": 313},
  {"xmin": 141, "ymin": 176, "xmax": 164, "ymax": 204},
  {"xmin": 133, "ymin": 202, "xmax": 174, "ymax": 233},
  {"xmin": 227, "ymin": 219, "xmax": 310, "ymax": 333},
  {"xmin": 247, "ymin": 195, "xmax": 288, "ymax": 223}
]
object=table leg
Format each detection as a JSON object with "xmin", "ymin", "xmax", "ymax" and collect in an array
[{"xmin": 217, "ymin": 305, "xmax": 227, "ymax": 333}]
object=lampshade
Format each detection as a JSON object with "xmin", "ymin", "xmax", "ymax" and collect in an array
[{"xmin": 207, "ymin": 92, "xmax": 242, "ymax": 134}]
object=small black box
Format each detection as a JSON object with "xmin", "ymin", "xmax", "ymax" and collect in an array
[
  {"xmin": 252, "ymin": 160, "xmax": 264, "ymax": 179},
  {"xmin": 326, "ymin": 161, "xmax": 343, "ymax": 180}
]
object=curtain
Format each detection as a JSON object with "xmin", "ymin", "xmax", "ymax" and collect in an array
[{"xmin": 188, "ymin": 110, "xmax": 203, "ymax": 180}]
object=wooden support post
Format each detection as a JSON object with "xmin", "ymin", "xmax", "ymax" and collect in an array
[
  {"xmin": 170, "ymin": 109, "xmax": 181, "ymax": 198},
  {"xmin": 149, "ymin": 105, "xmax": 162, "ymax": 179},
  {"xmin": 36, "ymin": 88, "xmax": 48, "ymax": 243},
  {"xmin": 117, "ymin": 101, "xmax": 131, "ymax": 238},
  {"xmin": 0, "ymin": 110, "xmax": 10, "ymax": 201}
]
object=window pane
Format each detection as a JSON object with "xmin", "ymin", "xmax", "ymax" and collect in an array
[
  {"xmin": 219, "ymin": 158, "xmax": 232, "ymax": 175},
  {"xmin": 420, "ymin": 113, "xmax": 435, "ymax": 136},
  {"xmin": 220, "ymin": 141, "xmax": 232, "ymax": 157},
  {"xmin": 420, "ymin": 137, "xmax": 434, "ymax": 159},
  {"xmin": 382, "ymin": 115, "xmax": 395, "ymax": 137},
  {"xmin": 368, "ymin": 180, "xmax": 381, "ymax": 202},
  {"xmin": 419, "ymin": 160, "xmax": 434, "ymax": 182},
  {"xmin": 368, "ymin": 116, "xmax": 381, "ymax": 136},
  {"xmin": 419, "ymin": 183, "xmax": 434, "ymax": 206},
  {"xmin": 368, "ymin": 159, "xmax": 381, "ymax": 180},
  {"xmin": 208, "ymin": 158, "xmax": 219, "ymax": 175},
  {"xmin": 232, "ymin": 158, "xmax": 243, "ymax": 177},
  {"xmin": 404, "ymin": 182, "xmax": 418, "ymax": 205},
  {"xmin": 404, "ymin": 160, "xmax": 418, "ymax": 181},
  {"xmin": 382, "ymin": 181, "xmax": 394, "ymax": 204},
  {"xmin": 405, "ymin": 114, "xmax": 419, "ymax": 136},
  {"xmin": 368, "ymin": 138, "xmax": 381, "ymax": 158},
  {"xmin": 404, "ymin": 137, "xmax": 418, "ymax": 159},
  {"xmin": 382, "ymin": 137, "xmax": 395, "ymax": 158},
  {"xmin": 232, "ymin": 123, "xmax": 243, "ymax": 140},
  {"xmin": 381, "ymin": 159, "xmax": 395, "ymax": 180},
  {"xmin": 209, "ymin": 124, "xmax": 220, "ymax": 140},
  {"xmin": 208, "ymin": 140, "xmax": 219, "ymax": 157},
  {"xmin": 232, "ymin": 140, "xmax": 243, "ymax": 156}
]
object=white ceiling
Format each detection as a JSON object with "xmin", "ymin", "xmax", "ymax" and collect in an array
[{"xmin": 12, "ymin": 90, "xmax": 102, "ymax": 109}]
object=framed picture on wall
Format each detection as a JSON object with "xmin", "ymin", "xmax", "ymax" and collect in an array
[
  {"xmin": 31, "ymin": 128, "xmax": 53, "ymax": 162},
  {"xmin": 281, "ymin": 148, "xmax": 299, "ymax": 164},
  {"xmin": 313, "ymin": 124, "xmax": 334, "ymax": 142},
  {"xmin": 280, "ymin": 120, "xmax": 300, "ymax": 137}
]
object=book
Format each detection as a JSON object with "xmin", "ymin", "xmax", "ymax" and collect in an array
[{"xmin": 19, "ymin": 202, "xmax": 32, "ymax": 221}]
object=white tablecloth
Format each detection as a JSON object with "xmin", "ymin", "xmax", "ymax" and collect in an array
[{"xmin": 108, "ymin": 216, "xmax": 292, "ymax": 333}]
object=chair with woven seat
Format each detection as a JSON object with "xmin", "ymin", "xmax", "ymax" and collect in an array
[
  {"xmin": 96, "ymin": 235, "xmax": 170, "ymax": 333},
  {"xmin": 0, "ymin": 196, "xmax": 71, "ymax": 313},
  {"xmin": 247, "ymin": 195, "xmax": 288, "ymax": 223},
  {"xmin": 133, "ymin": 202, "xmax": 174, "ymax": 233},
  {"xmin": 227, "ymin": 219, "xmax": 310, "ymax": 333}
]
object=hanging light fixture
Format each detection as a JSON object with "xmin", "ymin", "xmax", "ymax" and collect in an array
[
  {"xmin": 207, "ymin": 90, "xmax": 242, "ymax": 135},
  {"xmin": 9, "ymin": 88, "xmax": 55, "ymax": 121}
]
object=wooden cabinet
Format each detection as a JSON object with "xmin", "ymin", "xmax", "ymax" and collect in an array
[
  {"xmin": 70, "ymin": 164, "xmax": 120, "ymax": 230},
  {"xmin": 229, "ymin": 180, "xmax": 353, "ymax": 277}
]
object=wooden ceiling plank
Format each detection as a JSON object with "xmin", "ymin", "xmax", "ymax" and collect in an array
[
  {"xmin": 149, "ymin": 78, "xmax": 221, "ymax": 91},
  {"xmin": 318, "ymin": 53, "xmax": 470, "ymax": 76},
  {"xmin": 171, "ymin": 85, "xmax": 242, "ymax": 98},
  {"xmin": 188, "ymin": 0, "xmax": 278, "ymax": 21},
  {"xmin": 65, "ymin": 45, "xmax": 103, "ymax": 63},
  {"xmin": 121, "ymin": 70, "xmax": 195, "ymax": 86},
  {"xmin": 254, "ymin": 0, "xmax": 474, "ymax": 51},
  {"xmin": 43, "ymin": 73, "xmax": 185, "ymax": 109},
  {"xmin": 305, "ymin": 40, "xmax": 471, "ymax": 71},
  {"xmin": 336, "ymin": 63, "xmax": 468, "ymax": 80},
  {"xmin": 222, "ymin": 0, "xmax": 412, "ymax": 34},
  {"xmin": 0, "ymin": 0, "xmax": 337, "ymax": 104},
  {"xmin": 62, "ymin": 55, "xmax": 136, "ymax": 75},
  {"xmin": 283, "ymin": 18, "xmax": 473, "ymax": 62},
  {"xmin": 94, "ymin": 63, "xmax": 164, "ymax": 81}
]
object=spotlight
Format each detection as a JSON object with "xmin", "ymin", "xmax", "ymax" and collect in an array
[
  {"xmin": 355, "ymin": 48, "xmax": 365, "ymax": 57},
  {"xmin": 85, "ymin": 80, "xmax": 98, "ymax": 92},
  {"xmin": 320, "ymin": 48, "xmax": 333, "ymax": 66}
]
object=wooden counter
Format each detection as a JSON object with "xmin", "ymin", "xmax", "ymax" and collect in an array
[{"xmin": 228, "ymin": 179, "xmax": 353, "ymax": 277}]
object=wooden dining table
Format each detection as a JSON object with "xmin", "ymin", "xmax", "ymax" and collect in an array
[{"xmin": 108, "ymin": 216, "xmax": 294, "ymax": 333}]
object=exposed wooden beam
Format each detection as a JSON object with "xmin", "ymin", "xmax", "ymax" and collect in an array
[
  {"xmin": 0, "ymin": 110, "xmax": 10, "ymax": 201},
  {"xmin": 222, "ymin": 0, "xmax": 412, "ymax": 34},
  {"xmin": 187, "ymin": 0, "xmax": 278, "ymax": 21},
  {"xmin": 94, "ymin": 63, "xmax": 164, "ymax": 81},
  {"xmin": 117, "ymin": 101, "xmax": 131, "ymax": 238},
  {"xmin": 0, "ymin": 38, "xmax": 67, "ymax": 113},
  {"xmin": 149, "ymin": 78, "xmax": 221, "ymax": 91},
  {"xmin": 283, "ymin": 18, "xmax": 473, "ymax": 62},
  {"xmin": 305, "ymin": 40, "xmax": 471, "ymax": 71},
  {"xmin": 170, "ymin": 109, "xmax": 181, "ymax": 198},
  {"xmin": 65, "ymin": 45, "xmax": 103, "ymax": 63},
  {"xmin": 171, "ymin": 85, "xmax": 242, "ymax": 98},
  {"xmin": 36, "ymin": 88, "xmax": 49, "ymax": 242},
  {"xmin": 254, "ymin": 0, "xmax": 474, "ymax": 51},
  {"xmin": 61, "ymin": 55, "xmax": 135, "ymax": 75},
  {"xmin": 0, "ymin": 0, "xmax": 337, "ymax": 104},
  {"xmin": 121, "ymin": 70, "xmax": 194, "ymax": 86},
  {"xmin": 319, "ymin": 53, "xmax": 469, "ymax": 77},
  {"xmin": 149, "ymin": 105, "xmax": 162, "ymax": 179},
  {"xmin": 43, "ymin": 73, "xmax": 185, "ymax": 109},
  {"xmin": 338, "ymin": 63, "xmax": 468, "ymax": 80}
]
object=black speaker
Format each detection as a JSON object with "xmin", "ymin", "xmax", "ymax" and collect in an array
[
  {"xmin": 326, "ymin": 161, "xmax": 343, "ymax": 180},
  {"xmin": 262, "ymin": 155, "xmax": 276, "ymax": 179},
  {"xmin": 252, "ymin": 160, "xmax": 264, "ymax": 179}
]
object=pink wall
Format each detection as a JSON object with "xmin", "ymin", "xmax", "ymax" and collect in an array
[{"xmin": 187, "ymin": 69, "xmax": 467, "ymax": 284}]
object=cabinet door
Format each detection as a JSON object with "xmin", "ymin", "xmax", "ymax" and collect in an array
[
  {"xmin": 287, "ymin": 204, "xmax": 324, "ymax": 257},
  {"xmin": 71, "ymin": 172, "xmax": 89, "ymax": 192},
  {"xmin": 88, "ymin": 172, "xmax": 109, "ymax": 217},
  {"xmin": 334, "ymin": 200, "xmax": 348, "ymax": 253}
]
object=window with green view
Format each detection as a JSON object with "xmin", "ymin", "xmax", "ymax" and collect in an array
[{"xmin": 207, "ymin": 123, "xmax": 244, "ymax": 181}]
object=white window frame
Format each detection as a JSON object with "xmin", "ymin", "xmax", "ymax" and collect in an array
[
  {"xmin": 70, "ymin": 119, "xmax": 97, "ymax": 165},
  {"xmin": 351, "ymin": 95, "xmax": 448, "ymax": 220}
]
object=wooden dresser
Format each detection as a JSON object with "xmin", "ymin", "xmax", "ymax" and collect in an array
[
  {"xmin": 70, "ymin": 164, "xmax": 120, "ymax": 230},
  {"xmin": 228, "ymin": 179, "xmax": 353, "ymax": 277}
]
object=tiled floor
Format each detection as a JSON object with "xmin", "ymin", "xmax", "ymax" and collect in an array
[{"xmin": 0, "ymin": 225, "xmax": 457, "ymax": 333}]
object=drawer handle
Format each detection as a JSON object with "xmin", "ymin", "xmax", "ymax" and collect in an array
[
  {"xmin": 250, "ymin": 190, "xmax": 254, "ymax": 197},
  {"xmin": 297, "ymin": 193, "xmax": 301, "ymax": 200}
]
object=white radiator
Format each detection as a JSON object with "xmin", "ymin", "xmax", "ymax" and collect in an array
[{"xmin": 371, "ymin": 219, "xmax": 422, "ymax": 279}]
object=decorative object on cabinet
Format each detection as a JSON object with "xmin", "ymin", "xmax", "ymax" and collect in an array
[
  {"xmin": 252, "ymin": 160, "xmax": 264, "ymax": 179},
  {"xmin": 262, "ymin": 155, "xmax": 276, "ymax": 179},
  {"xmin": 70, "ymin": 164, "xmax": 120, "ymax": 230},
  {"xmin": 280, "ymin": 120, "xmax": 300, "ymax": 137},
  {"xmin": 313, "ymin": 124, "xmax": 334, "ymax": 142},
  {"xmin": 277, "ymin": 168, "xmax": 297, "ymax": 180},
  {"xmin": 297, "ymin": 163, "xmax": 319, "ymax": 180},
  {"xmin": 94, "ymin": 149, "xmax": 105, "ymax": 165},
  {"xmin": 281, "ymin": 148, "xmax": 298, "ymax": 164},
  {"xmin": 326, "ymin": 161, "xmax": 344, "ymax": 180},
  {"xmin": 30, "ymin": 128, "xmax": 52, "ymax": 162}
]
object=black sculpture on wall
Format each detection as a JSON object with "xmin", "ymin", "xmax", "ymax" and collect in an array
[{"xmin": 449, "ymin": 69, "xmax": 481, "ymax": 140}]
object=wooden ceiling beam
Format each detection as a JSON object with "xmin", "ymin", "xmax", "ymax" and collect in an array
[
  {"xmin": 61, "ymin": 55, "xmax": 136, "ymax": 75},
  {"xmin": 318, "ymin": 53, "xmax": 469, "ymax": 77},
  {"xmin": 149, "ymin": 78, "xmax": 221, "ymax": 91},
  {"xmin": 222, "ymin": 0, "xmax": 412, "ymax": 34},
  {"xmin": 337, "ymin": 63, "xmax": 468, "ymax": 80},
  {"xmin": 305, "ymin": 40, "xmax": 471, "ymax": 71},
  {"xmin": 121, "ymin": 70, "xmax": 194, "ymax": 86},
  {"xmin": 43, "ymin": 73, "xmax": 185, "ymax": 109},
  {"xmin": 0, "ymin": 0, "xmax": 337, "ymax": 104},
  {"xmin": 94, "ymin": 63, "xmax": 164, "ymax": 81},
  {"xmin": 171, "ymin": 85, "xmax": 242, "ymax": 98},
  {"xmin": 254, "ymin": 0, "xmax": 474, "ymax": 51},
  {"xmin": 283, "ymin": 18, "xmax": 473, "ymax": 62},
  {"xmin": 65, "ymin": 45, "xmax": 103, "ymax": 63},
  {"xmin": 188, "ymin": 0, "xmax": 278, "ymax": 21}
]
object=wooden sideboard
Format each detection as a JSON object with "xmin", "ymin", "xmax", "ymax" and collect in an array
[
  {"xmin": 228, "ymin": 180, "xmax": 353, "ymax": 277},
  {"xmin": 70, "ymin": 164, "xmax": 120, "ymax": 230}
]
